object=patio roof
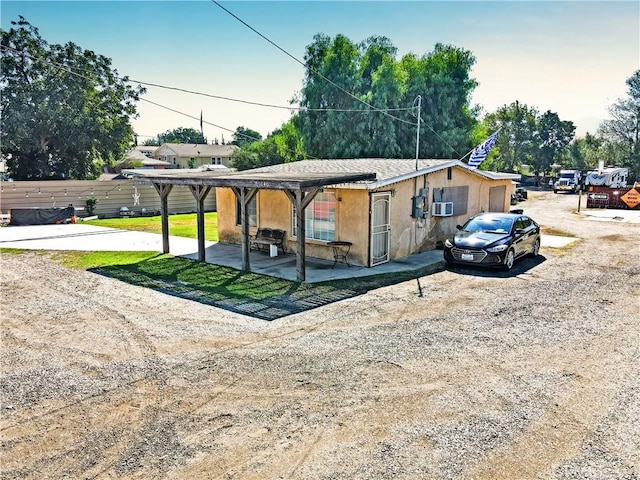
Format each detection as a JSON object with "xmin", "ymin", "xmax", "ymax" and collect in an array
[
  {"xmin": 132, "ymin": 170, "xmax": 376, "ymax": 190},
  {"xmin": 134, "ymin": 170, "xmax": 376, "ymax": 282}
]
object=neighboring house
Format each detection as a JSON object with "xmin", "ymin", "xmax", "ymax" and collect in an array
[
  {"xmin": 132, "ymin": 145, "xmax": 157, "ymax": 158},
  {"xmin": 216, "ymin": 159, "xmax": 520, "ymax": 267},
  {"xmin": 117, "ymin": 150, "xmax": 171, "ymax": 170},
  {"xmin": 153, "ymin": 143, "xmax": 238, "ymax": 169}
]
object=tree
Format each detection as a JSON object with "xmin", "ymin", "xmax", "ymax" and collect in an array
[
  {"xmin": 482, "ymin": 101, "xmax": 539, "ymax": 172},
  {"xmin": 231, "ymin": 126, "xmax": 262, "ymax": 147},
  {"xmin": 157, "ymin": 127, "xmax": 205, "ymax": 144},
  {"xmin": 297, "ymin": 35, "xmax": 478, "ymax": 159},
  {"xmin": 231, "ymin": 119, "xmax": 305, "ymax": 171},
  {"xmin": 1, "ymin": 17, "xmax": 144, "ymax": 180},
  {"xmin": 534, "ymin": 110, "xmax": 575, "ymax": 175},
  {"xmin": 598, "ymin": 70, "xmax": 640, "ymax": 181},
  {"xmin": 567, "ymin": 132, "xmax": 603, "ymax": 171},
  {"xmin": 142, "ymin": 137, "xmax": 160, "ymax": 146}
]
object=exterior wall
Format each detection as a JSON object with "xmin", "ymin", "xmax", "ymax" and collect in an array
[
  {"xmin": 215, "ymin": 167, "xmax": 514, "ymax": 267},
  {"xmin": 0, "ymin": 180, "xmax": 217, "ymax": 218},
  {"xmin": 216, "ymin": 187, "xmax": 371, "ymax": 266}
]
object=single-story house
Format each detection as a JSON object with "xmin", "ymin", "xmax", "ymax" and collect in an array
[
  {"xmin": 216, "ymin": 159, "xmax": 520, "ymax": 267},
  {"xmin": 153, "ymin": 142, "xmax": 238, "ymax": 169},
  {"xmin": 117, "ymin": 150, "xmax": 171, "ymax": 171},
  {"xmin": 132, "ymin": 145, "xmax": 157, "ymax": 158}
]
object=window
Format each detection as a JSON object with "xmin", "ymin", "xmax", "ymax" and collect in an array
[
  {"xmin": 211, "ymin": 157, "xmax": 221, "ymax": 165},
  {"xmin": 438, "ymin": 186, "xmax": 469, "ymax": 216},
  {"xmin": 235, "ymin": 195, "xmax": 257, "ymax": 227},
  {"xmin": 447, "ymin": 167, "xmax": 452, "ymax": 180},
  {"xmin": 292, "ymin": 192, "xmax": 336, "ymax": 241}
]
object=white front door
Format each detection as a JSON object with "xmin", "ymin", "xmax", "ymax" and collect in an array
[{"xmin": 370, "ymin": 192, "xmax": 391, "ymax": 266}]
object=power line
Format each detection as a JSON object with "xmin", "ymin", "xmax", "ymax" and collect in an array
[
  {"xmin": 0, "ymin": 43, "xmax": 317, "ymax": 159},
  {"xmin": 129, "ymin": 78, "xmax": 415, "ymax": 114},
  {"xmin": 210, "ymin": 0, "xmax": 416, "ymax": 127},
  {"xmin": 210, "ymin": 0, "xmax": 462, "ymax": 156}
]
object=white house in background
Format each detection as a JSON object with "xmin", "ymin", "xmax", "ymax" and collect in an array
[
  {"xmin": 132, "ymin": 145, "xmax": 157, "ymax": 158},
  {"xmin": 153, "ymin": 143, "xmax": 238, "ymax": 169},
  {"xmin": 117, "ymin": 149, "xmax": 171, "ymax": 170}
]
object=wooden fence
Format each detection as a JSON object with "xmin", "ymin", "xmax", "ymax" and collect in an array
[{"xmin": 0, "ymin": 179, "xmax": 217, "ymax": 218}]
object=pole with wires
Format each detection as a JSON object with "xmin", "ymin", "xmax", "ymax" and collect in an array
[{"xmin": 414, "ymin": 95, "xmax": 421, "ymax": 171}]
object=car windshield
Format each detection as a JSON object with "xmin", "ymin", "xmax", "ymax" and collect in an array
[{"xmin": 463, "ymin": 216, "xmax": 513, "ymax": 234}]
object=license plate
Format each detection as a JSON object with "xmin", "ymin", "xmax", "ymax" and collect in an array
[{"xmin": 461, "ymin": 253, "xmax": 474, "ymax": 261}]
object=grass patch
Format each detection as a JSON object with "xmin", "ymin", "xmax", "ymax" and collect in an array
[
  {"xmin": 0, "ymin": 247, "xmax": 26, "ymax": 255},
  {"xmin": 541, "ymin": 226, "xmax": 576, "ymax": 237},
  {"xmin": 43, "ymin": 250, "xmax": 441, "ymax": 320},
  {"xmin": 55, "ymin": 250, "xmax": 163, "ymax": 270},
  {"xmin": 82, "ymin": 212, "xmax": 218, "ymax": 241}
]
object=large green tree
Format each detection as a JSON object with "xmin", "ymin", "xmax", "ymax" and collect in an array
[
  {"xmin": 482, "ymin": 101, "xmax": 539, "ymax": 172},
  {"xmin": 157, "ymin": 127, "xmax": 206, "ymax": 144},
  {"xmin": 231, "ymin": 126, "xmax": 262, "ymax": 147},
  {"xmin": 297, "ymin": 35, "xmax": 478, "ymax": 159},
  {"xmin": 232, "ymin": 119, "xmax": 305, "ymax": 171},
  {"xmin": 1, "ymin": 17, "xmax": 144, "ymax": 180},
  {"xmin": 598, "ymin": 70, "xmax": 640, "ymax": 181},
  {"xmin": 534, "ymin": 110, "xmax": 575, "ymax": 175}
]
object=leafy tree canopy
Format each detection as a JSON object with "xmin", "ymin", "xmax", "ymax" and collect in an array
[
  {"xmin": 297, "ymin": 35, "xmax": 478, "ymax": 159},
  {"xmin": 480, "ymin": 102, "xmax": 575, "ymax": 175},
  {"xmin": 231, "ymin": 118, "xmax": 305, "ymax": 171},
  {"xmin": 598, "ymin": 69, "xmax": 640, "ymax": 181},
  {"xmin": 231, "ymin": 126, "xmax": 262, "ymax": 147},
  {"xmin": 1, "ymin": 17, "xmax": 144, "ymax": 180},
  {"xmin": 157, "ymin": 127, "xmax": 206, "ymax": 145}
]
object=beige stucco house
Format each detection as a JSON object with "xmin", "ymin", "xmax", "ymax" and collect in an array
[
  {"xmin": 153, "ymin": 143, "xmax": 238, "ymax": 169},
  {"xmin": 216, "ymin": 159, "xmax": 520, "ymax": 267}
]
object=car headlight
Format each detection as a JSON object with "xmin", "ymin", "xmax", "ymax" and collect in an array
[
  {"xmin": 444, "ymin": 238, "xmax": 453, "ymax": 248},
  {"xmin": 486, "ymin": 244, "xmax": 509, "ymax": 252}
]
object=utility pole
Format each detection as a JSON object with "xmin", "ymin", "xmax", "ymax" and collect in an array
[{"xmin": 414, "ymin": 95, "xmax": 421, "ymax": 171}]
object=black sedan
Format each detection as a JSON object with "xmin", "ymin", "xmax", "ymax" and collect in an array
[{"xmin": 443, "ymin": 212, "xmax": 541, "ymax": 270}]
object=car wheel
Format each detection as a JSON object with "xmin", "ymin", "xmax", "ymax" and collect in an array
[
  {"xmin": 532, "ymin": 238, "xmax": 540, "ymax": 257},
  {"xmin": 504, "ymin": 249, "xmax": 515, "ymax": 270}
]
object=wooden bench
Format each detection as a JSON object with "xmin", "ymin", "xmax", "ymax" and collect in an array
[{"xmin": 250, "ymin": 228, "xmax": 286, "ymax": 255}]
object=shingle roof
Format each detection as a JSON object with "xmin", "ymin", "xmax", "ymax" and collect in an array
[
  {"xmin": 154, "ymin": 143, "xmax": 237, "ymax": 157},
  {"xmin": 249, "ymin": 158, "xmax": 519, "ymax": 189}
]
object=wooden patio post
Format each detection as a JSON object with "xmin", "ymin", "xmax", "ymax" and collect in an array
[
  {"xmin": 189, "ymin": 185, "xmax": 212, "ymax": 262},
  {"xmin": 153, "ymin": 183, "xmax": 173, "ymax": 254}
]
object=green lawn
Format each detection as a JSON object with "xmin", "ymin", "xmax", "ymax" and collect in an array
[
  {"xmin": 2, "ymin": 209, "xmax": 441, "ymax": 319},
  {"xmin": 0, "ymin": 248, "xmax": 440, "ymax": 321},
  {"xmin": 82, "ymin": 212, "xmax": 218, "ymax": 241}
]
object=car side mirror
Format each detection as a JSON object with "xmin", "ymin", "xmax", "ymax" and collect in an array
[
  {"xmin": 456, "ymin": 224, "xmax": 463, "ymax": 230},
  {"xmin": 515, "ymin": 228, "xmax": 525, "ymax": 235}
]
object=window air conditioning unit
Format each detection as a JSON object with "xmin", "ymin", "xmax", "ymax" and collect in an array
[{"xmin": 432, "ymin": 202, "xmax": 453, "ymax": 217}]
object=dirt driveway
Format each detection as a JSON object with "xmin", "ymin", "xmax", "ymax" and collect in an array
[{"xmin": 1, "ymin": 191, "xmax": 639, "ymax": 479}]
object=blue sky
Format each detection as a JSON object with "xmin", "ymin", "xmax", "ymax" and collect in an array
[{"xmin": 2, "ymin": 1, "xmax": 639, "ymax": 144}]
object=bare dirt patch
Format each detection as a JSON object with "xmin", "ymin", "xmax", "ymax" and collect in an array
[{"xmin": 1, "ymin": 192, "xmax": 639, "ymax": 479}]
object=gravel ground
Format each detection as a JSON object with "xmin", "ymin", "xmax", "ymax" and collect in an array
[{"xmin": 1, "ymin": 191, "xmax": 639, "ymax": 479}]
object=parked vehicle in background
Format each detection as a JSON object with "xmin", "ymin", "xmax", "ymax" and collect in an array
[
  {"xmin": 554, "ymin": 169, "xmax": 582, "ymax": 194},
  {"xmin": 584, "ymin": 167, "xmax": 628, "ymax": 188},
  {"xmin": 443, "ymin": 212, "xmax": 541, "ymax": 271}
]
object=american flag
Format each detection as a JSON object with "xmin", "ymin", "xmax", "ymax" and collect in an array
[{"xmin": 468, "ymin": 130, "xmax": 499, "ymax": 170}]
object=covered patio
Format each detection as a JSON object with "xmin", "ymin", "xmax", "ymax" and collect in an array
[{"xmin": 134, "ymin": 170, "xmax": 376, "ymax": 281}]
